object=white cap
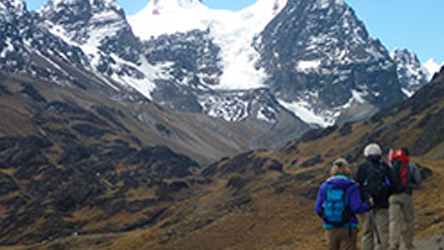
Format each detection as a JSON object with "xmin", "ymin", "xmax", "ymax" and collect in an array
[{"xmin": 364, "ymin": 143, "xmax": 382, "ymax": 157}]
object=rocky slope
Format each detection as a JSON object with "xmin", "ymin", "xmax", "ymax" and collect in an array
[
  {"xmin": 0, "ymin": 0, "xmax": 88, "ymax": 83},
  {"xmin": 255, "ymin": 0, "xmax": 405, "ymax": 125},
  {"xmin": 38, "ymin": 0, "xmax": 159, "ymax": 100},
  {"xmin": 0, "ymin": 69, "xmax": 276, "ymax": 246}
]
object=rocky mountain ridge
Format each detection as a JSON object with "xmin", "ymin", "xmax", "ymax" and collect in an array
[
  {"xmin": 255, "ymin": 0, "xmax": 407, "ymax": 126},
  {"xmin": 0, "ymin": 0, "xmax": 435, "ymax": 144},
  {"xmin": 390, "ymin": 48, "xmax": 429, "ymax": 97},
  {"xmin": 128, "ymin": 0, "xmax": 431, "ymax": 127}
]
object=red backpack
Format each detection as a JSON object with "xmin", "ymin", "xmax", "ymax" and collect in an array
[{"xmin": 390, "ymin": 149, "xmax": 412, "ymax": 193}]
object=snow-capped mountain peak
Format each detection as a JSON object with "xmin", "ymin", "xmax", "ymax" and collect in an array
[
  {"xmin": 423, "ymin": 58, "xmax": 443, "ymax": 80},
  {"xmin": 129, "ymin": 0, "xmax": 289, "ymax": 91},
  {"xmin": 129, "ymin": 0, "xmax": 288, "ymax": 40},
  {"xmin": 390, "ymin": 49, "xmax": 420, "ymax": 67},
  {"xmin": 390, "ymin": 48, "xmax": 428, "ymax": 97},
  {"xmin": 128, "ymin": 0, "xmax": 210, "ymax": 40},
  {"xmin": 37, "ymin": 0, "xmax": 159, "ymax": 100},
  {"xmin": 39, "ymin": 0, "xmax": 126, "ymax": 44}
]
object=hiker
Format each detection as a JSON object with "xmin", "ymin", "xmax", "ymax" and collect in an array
[
  {"xmin": 355, "ymin": 143, "xmax": 395, "ymax": 250},
  {"xmin": 315, "ymin": 158, "xmax": 374, "ymax": 250},
  {"xmin": 387, "ymin": 148, "xmax": 421, "ymax": 250}
]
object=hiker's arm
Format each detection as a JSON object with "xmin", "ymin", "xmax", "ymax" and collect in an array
[
  {"xmin": 315, "ymin": 184, "xmax": 326, "ymax": 217},
  {"xmin": 348, "ymin": 184, "xmax": 371, "ymax": 214}
]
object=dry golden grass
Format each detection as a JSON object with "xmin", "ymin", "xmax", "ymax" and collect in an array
[
  {"xmin": 16, "ymin": 147, "xmax": 441, "ymax": 250},
  {"xmin": 1, "ymin": 168, "xmax": 16, "ymax": 176},
  {"xmin": 31, "ymin": 157, "xmax": 442, "ymax": 250},
  {"xmin": 125, "ymin": 188, "xmax": 157, "ymax": 202},
  {"xmin": 67, "ymin": 207, "xmax": 104, "ymax": 223},
  {"xmin": 411, "ymin": 159, "xmax": 444, "ymax": 239},
  {"xmin": 0, "ymin": 99, "xmax": 33, "ymax": 136}
]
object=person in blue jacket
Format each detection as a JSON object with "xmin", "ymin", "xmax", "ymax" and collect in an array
[{"xmin": 315, "ymin": 158, "xmax": 374, "ymax": 250}]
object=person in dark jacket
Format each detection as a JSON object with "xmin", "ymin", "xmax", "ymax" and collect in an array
[
  {"xmin": 355, "ymin": 143, "xmax": 395, "ymax": 250},
  {"xmin": 316, "ymin": 158, "xmax": 374, "ymax": 250}
]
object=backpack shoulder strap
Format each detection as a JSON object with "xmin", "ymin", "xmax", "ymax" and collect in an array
[{"xmin": 342, "ymin": 182, "xmax": 354, "ymax": 198}]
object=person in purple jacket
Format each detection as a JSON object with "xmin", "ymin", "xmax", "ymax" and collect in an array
[{"xmin": 315, "ymin": 158, "xmax": 374, "ymax": 250}]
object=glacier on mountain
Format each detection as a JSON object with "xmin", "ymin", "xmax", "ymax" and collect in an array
[{"xmin": 129, "ymin": 0, "xmax": 288, "ymax": 91}]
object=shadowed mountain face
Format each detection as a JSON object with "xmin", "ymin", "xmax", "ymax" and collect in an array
[
  {"xmin": 0, "ymin": 73, "xmax": 200, "ymax": 245},
  {"xmin": 0, "ymin": 72, "xmax": 268, "ymax": 245},
  {"xmin": 255, "ymin": 0, "xmax": 404, "ymax": 121}
]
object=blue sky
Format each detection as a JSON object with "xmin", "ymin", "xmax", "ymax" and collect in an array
[{"xmin": 24, "ymin": 0, "xmax": 444, "ymax": 63}]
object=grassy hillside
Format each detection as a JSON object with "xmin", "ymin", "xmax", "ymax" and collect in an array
[
  {"xmin": 5, "ymin": 67, "xmax": 443, "ymax": 249},
  {"xmin": 106, "ymin": 67, "xmax": 444, "ymax": 250},
  {"xmin": 0, "ymin": 71, "xmax": 267, "ymax": 246}
]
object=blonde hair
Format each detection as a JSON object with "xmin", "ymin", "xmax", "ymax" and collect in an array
[{"xmin": 330, "ymin": 158, "xmax": 352, "ymax": 177}]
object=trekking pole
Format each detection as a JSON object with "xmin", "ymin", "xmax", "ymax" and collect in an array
[{"xmin": 370, "ymin": 210, "xmax": 383, "ymax": 250}]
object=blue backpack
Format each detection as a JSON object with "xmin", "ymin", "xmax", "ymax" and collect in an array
[{"xmin": 321, "ymin": 184, "xmax": 353, "ymax": 226}]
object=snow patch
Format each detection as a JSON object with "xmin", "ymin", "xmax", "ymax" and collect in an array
[
  {"xmin": 278, "ymin": 98, "xmax": 335, "ymax": 127},
  {"xmin": 351, "ymin": 90, "xmax": 366, "ymax": 104},
  {"xmin": 315, "ymin": 0, "xmax": 330, "ymax": 9},
  {"xmin": 423, "ymin": 58, "xmax": 443, "ymax": 80},
  {"xmin": 0, "ymin": 38, "xmax": 14, "ymax": 58},
  {"xmin": 401, "ymin": 88, "xmax": 414, "ymax": 98},
  {"xmin": 296, "ymin": 60, "xmax": 321, "ymax": 72}
]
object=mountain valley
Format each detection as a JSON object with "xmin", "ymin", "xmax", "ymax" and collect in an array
[{"xmin": 1, "ymin": 0, "xmax": 444, "ymax": 249}]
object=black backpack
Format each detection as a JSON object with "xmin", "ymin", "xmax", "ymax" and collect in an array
[{"xmin": 363, "ymin": 161, "xmax": 391, "ymax": 200}]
